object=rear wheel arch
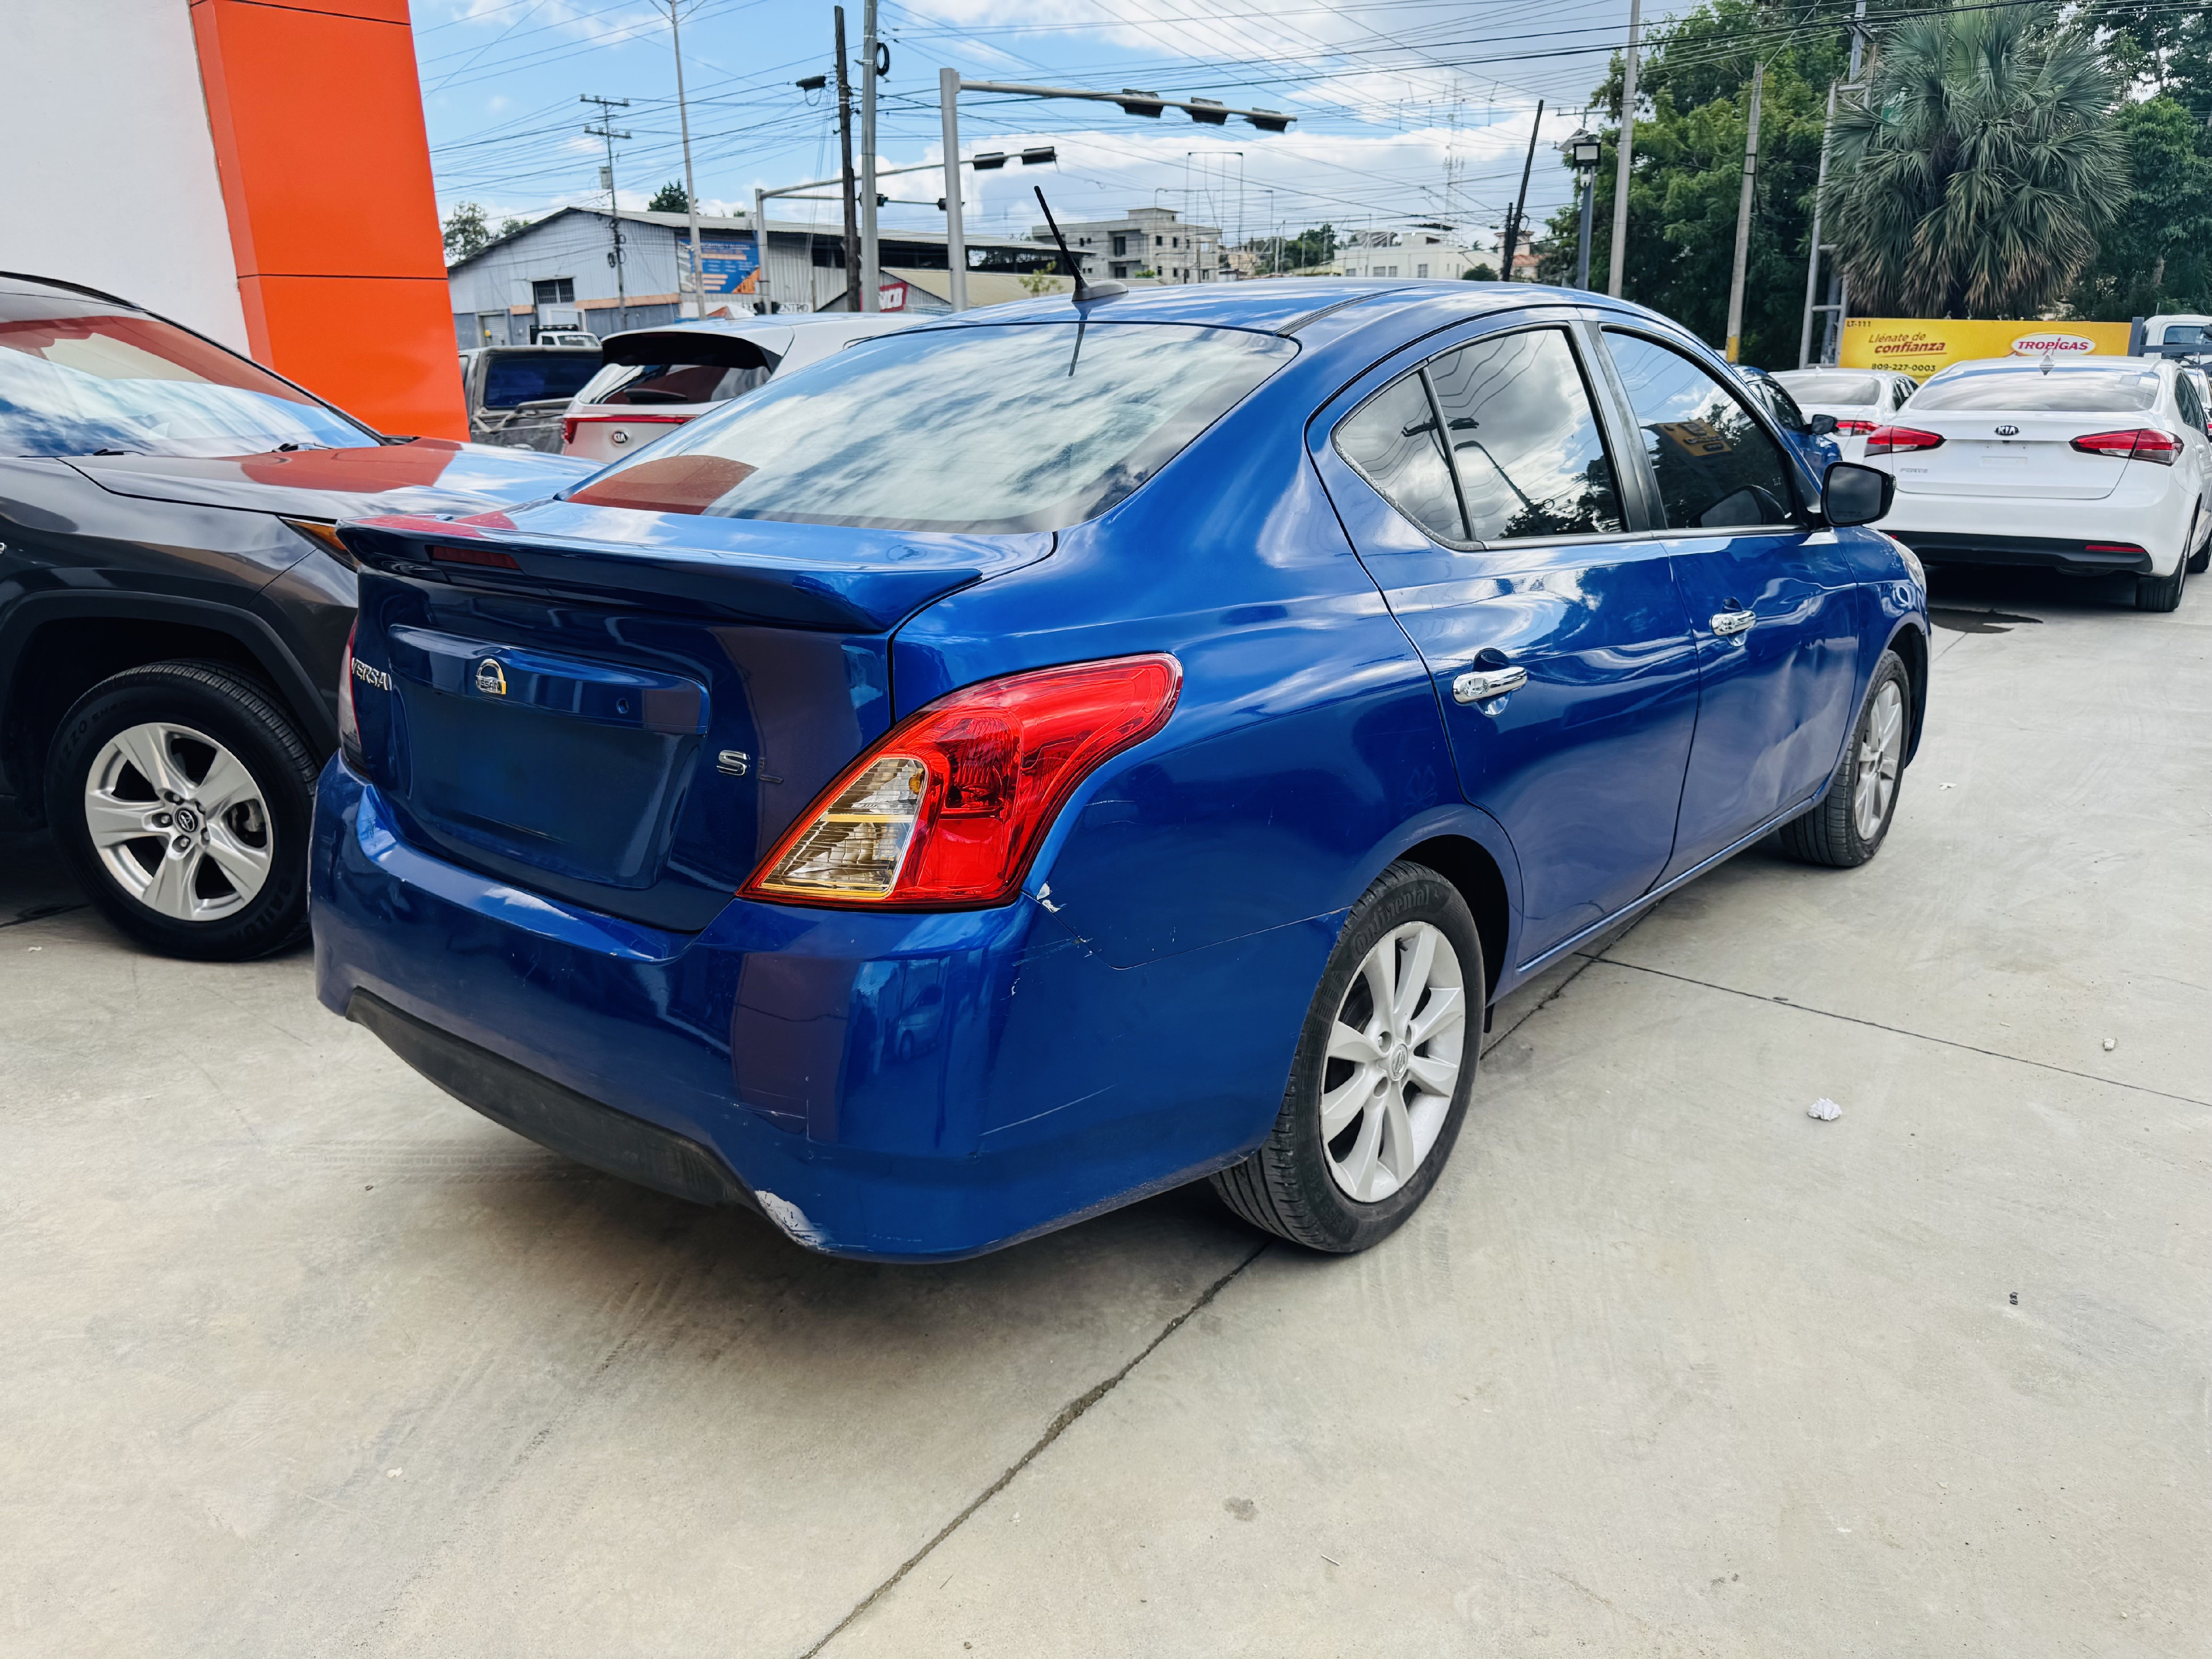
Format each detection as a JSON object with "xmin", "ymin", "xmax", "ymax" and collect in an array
[
  {"xmin": 0, "ymin": 597, "xmax": 331, "ymax": 820},
  {"xmin": 1397, "ymin": 832, "xmax": 1511, "ymax": 1008}
]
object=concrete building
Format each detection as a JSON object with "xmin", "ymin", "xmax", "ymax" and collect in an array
[
  {"xmin": 446, "ymin": 210, "xmax": 1064, "ymax": 347},
  {"xmin": 1333, "ymin": 229, "xmax": 1485, "ymax": 281},
  {"xmin": 1023, "ymin": 208, "xmax": 1222, "ymax": 286}
]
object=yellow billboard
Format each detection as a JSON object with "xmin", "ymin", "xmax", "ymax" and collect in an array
[{"xmin": 1841, "ymin": 318, "xmax": 2134, "ymax": 382}]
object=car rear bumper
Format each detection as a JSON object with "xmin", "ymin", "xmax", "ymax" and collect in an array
[
  {"xmin": 309, "ymin": 759, "xmax": 1322, "ymax": 1260},
  {"xmin": 1885, "ymin": 532, "xmax": 2156, "ymax": 575}
]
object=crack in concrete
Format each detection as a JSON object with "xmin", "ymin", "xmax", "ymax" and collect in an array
[
  {"xmin": 1591, "ymin": 957, "xmax": 2211, "ymax": 1109},
  {"xmin": 797, "ymin": 1239, "xmax": 1272, "ymax": 1658}
]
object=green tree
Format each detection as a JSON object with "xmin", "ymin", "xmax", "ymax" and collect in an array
[
  {"xmin": 1825, "ymin": 3, "xmax": 2127, "ymax": 317},
  {"xmin": 647, "ymin": 180, "xmax": 693, "ymax": 214},
  {"xmin": 498, "ymin": 215, "xmax": 533, "ymax": 239},
  {"xmin": 441, "ymin": 201, "xmax": 491, "ymax": 264},
  {"xmin": 2064, "ymin": 95, "xmax": 2212, "ymax": 318},
  {"xmin": 1462, "ymin": 263, "xmax": 1498, "ymax": 281},
  {"xmin": 1536, "ymin": 0, "xmax": 1853, "ymax": 365}
]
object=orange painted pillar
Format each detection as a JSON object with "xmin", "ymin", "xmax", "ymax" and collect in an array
[{"xmin": 188, "ymin": 0, "xmax": 466, "ymax": 438}]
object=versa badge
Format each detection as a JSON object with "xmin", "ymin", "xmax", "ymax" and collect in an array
[{"xmin": 475, "ymin": 658, "xmax": 508, "ymax": 697}]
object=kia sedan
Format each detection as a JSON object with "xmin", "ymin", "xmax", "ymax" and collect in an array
[
  {"xmin": 311, "ymin": 281, "xmax": 1927, "ymax": 1262},
  {"xmin": 1866, "ymin": 357, "xmax": 2212, "ymax": 611},
  {"xmin": 1773, "ymin": 367, "xmax": 1920, "ymax": 461}
]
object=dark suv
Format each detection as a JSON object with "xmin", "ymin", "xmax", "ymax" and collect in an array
[{"xmin": 0, "ymin": 272, "xmax": 593, "ymax": 959}]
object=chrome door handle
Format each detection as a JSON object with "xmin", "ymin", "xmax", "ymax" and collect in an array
[
  {"xmin": 1452, "ymin": 665, "xmax": 1527, "ymax": 704},
  {"xmin": 1712, "ymin": 608, "xmax": 1757, "ymax": 637}
]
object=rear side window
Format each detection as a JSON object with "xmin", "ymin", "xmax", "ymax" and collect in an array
[
  {"xmin": 1909, "ymin": 368, "xmax": 2158, "ymax": 413},
  {"xmin": 481, "ymin": 353, "xmax": 603, "ymax": 409},
  {"xmin": 1334, "ymin": 373, "xmax": 1462, "ymax": 542},
  {"xmin": 568, "ymin": 322, "xmax": 1296, "ymax": 532},
  {"xmin": 2175, "ymin": 372, "xmax": 2206, "ymax": 433},
  {"xmin": 1605, "ymin": 331, "xmax": 1796, "ymax": 530},
  {"xmin": 1426, "ymin": 329, "xmax": 1622, "ymax": 540}
]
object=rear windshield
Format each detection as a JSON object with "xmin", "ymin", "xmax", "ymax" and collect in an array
[
  {"xmin": 1910, "ymin": 368, "xmax": 2159, "ymax": 413},
  {"xmin": 0, "ymin": 306, "xmax": 371, "ymax": 457},
  {"xmin": 566, "ymin": 321, "xmax": 1298, "ymax": 532},
  {"xmin": 577, "ymin": 361, "xmax": 772, "ymax": 408},
  {"xmin": 1777, "ymin": 371, "xmax": 1881, "ymax": 405},
  {"xmin": 481, "ymin": 353, "xmax": 603, "ymax": 409}
]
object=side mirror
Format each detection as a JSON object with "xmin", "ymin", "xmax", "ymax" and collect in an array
[
  {"xmin": 1822, "ymin": 461, "xmax": 1893, "ymax": 527},
  {"xmin": 1808, "ymin": 412, "xmax": 1838, "ymax": 436}
]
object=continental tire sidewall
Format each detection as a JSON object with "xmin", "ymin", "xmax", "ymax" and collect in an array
[
  {"xmin": 1279, "ymin": 863, "xmax": 1484, "ymax": 1252},
  {"xmin": 46, "ymin": 664, "xmax": 317, "ymax": 961}
]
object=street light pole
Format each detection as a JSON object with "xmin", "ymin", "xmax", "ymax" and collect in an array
[
  {"xmin": 661, "ymin": 3, "xmax": 706, "ymax": 320},
  {"xmin": 1606, "ymin": 0, "xmax": 1641, "ymax": 297},
  {"xmin": 860, "ymin": 0, "xmax": 880, "ymax": 311},
  {"xmin": 1563, "ymin": 130, "xmax": 1602, "ymax": 290},
  {"xmin": 939, "ymin": 67, "xmax": 968, "ymax": 312}
]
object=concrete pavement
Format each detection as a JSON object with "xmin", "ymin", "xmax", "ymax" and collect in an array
[{"xmin": 2, "ymin": 567, "xmax": 2204, "ymax": 1655}]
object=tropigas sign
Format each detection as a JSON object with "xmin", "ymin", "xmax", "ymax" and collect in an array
[{"xmin": 1840, "ymin": 318, "xmax": 2134, "ymax": 382}]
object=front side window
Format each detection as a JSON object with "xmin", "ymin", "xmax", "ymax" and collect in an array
[
  {"xmin": 1605, "ymin": 331, "xmax": 1796, "ymax": 529},
  {"xmin": 0, "ymin": 303, "xmax": 372, "ymax": 458},
  {"xmin": 567, "ymin": 322, "xmax": 1296, "ymax": 532},
  {"xmin": 1426, "ymin": 328, "xmax": 1623, "ymax": 541}
]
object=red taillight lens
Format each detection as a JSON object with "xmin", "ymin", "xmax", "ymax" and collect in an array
[
  {"xmin": 2070, "ymin": 427, "xmax": 2178, "ymax": 465},
  {"xmin": 1832, "ymin": 418, "xmax": 1879, "ymax": 434},
  {"xmin": 1865, "ymin": 425, "xmax": 1943, "ymax": 455},
  {"xmin": 336, "ymin": 621, "xmax": 362, "ymax": 764},
  {"xmin": 741, "ymin": 655, "xmax": 1182, "ymax": 910}
]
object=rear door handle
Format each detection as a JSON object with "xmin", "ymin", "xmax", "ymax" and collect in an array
[
  {"xmin": 1712, "ymin": 608, "xmax": 1757, "ymax": 637},
  {"xmin": 1452, "ymin": 665, "xmax": 1527, "ymax": 704}
]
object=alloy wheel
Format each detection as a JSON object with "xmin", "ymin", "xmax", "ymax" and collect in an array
[
  {"xmin": 1320, "ymin": 920, "xmax": 1467, "ymax": 1202},
  {"xmin": 83, "ymin": 721, "xmax": 274, "ymax": 922},
  {"xmin": 1852, "ymin": 680, "xmax": 1905, "ymax": 841}
]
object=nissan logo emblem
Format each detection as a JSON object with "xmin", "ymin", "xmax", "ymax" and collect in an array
[{"xmin": 1994, "ymin": 424, "xmax": 2021, "ymax": 437}]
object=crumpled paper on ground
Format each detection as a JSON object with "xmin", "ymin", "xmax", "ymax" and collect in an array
[{"xmin": 1807, "ymin": 1097, "xmax": 1842, "ymax": 1121}]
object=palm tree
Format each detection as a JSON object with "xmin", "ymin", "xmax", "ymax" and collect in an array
[{"xmin": 1826, "ymin": 4, "xmax": 2127, "ymax": 318}]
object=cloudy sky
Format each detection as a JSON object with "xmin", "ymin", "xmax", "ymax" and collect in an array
[{"xmin": 413, "ymin": 0, "xmax": 1646, "ymax": 250}]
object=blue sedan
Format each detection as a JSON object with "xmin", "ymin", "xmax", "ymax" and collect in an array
[{"xmin": 310, "ymin": 281, "xmax": 1927, "ymax": 1261}]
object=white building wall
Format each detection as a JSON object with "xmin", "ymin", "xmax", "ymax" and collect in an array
[{"xmin": 0, "ymin": 0, "xmax": 250, "ymax": 351}]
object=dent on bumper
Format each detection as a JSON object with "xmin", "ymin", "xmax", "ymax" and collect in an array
[{"xmin": 310, "ymin": 760, "xmax": 1327, "ymax": 1260}]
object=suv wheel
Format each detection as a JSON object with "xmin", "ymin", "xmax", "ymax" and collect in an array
[
  {"xmin": 46, "ymin": 663, "xmax": 318, "ymax": 961},
  {"xmin": 1211, "ymin": 861, "xmax": 1481, "ymax": 1253}
]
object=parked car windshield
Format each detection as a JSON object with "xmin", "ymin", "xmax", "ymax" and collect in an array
[
  {"xmin": 1776, "ymin": 371, "xmax": 1882, "ymax": 404},
  {"xmin": 481, "ymin": 352, "xmax": 604, "ymax": 410},
  {"xmin": 1910, "ymin": 366, "xmax": 2159, "ymax": 413},
  {"xmin": 0, "ymin": 306, "xmax": 373, "ymax": 458},
  {"xmin": 566, "ymin": 322, "xmax": 1299, "ymax": 532}
]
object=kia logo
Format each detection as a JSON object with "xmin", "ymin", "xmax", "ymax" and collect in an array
[{"xmin": 1995, "ymin": 424, "xmax": 2020, "ymax": 437}]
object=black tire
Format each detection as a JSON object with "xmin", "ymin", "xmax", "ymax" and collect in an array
[
  {"xmin": 1211, "ymin": 860, "xmax": 1482, "ymax": 1253},
  {"xmin": 45, "ymin": 662, "xmax": 319, "ymax": 961},
  {"xmin": 2137, "ymin": 544, "xmax": 2187, "ymax": 611},
  {"xmin": 2185, "ymin": 510, "xmax": 2209, "ymax": 576},
  {"xmin": 1777, "ymin": 649, "xmax": 1911, "ymax": 869}
]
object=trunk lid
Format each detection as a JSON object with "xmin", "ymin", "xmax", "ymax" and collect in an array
[
  {"xmin": 65, "ymin": 439, "xmax": 593, "ymax": 519},
  {"xmin": 1883, "ymin": 411, "xmax": 2128, "ymax": 501},
  {"xmin": 340, "ymin": 502, "xmax": 1052, "ymax": 931}
]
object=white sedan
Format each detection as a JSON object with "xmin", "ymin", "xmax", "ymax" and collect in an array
[
  {"xmin": 1773, "ymin": 366, "xmax": 1921, "ymax": 460},
  {"xmin": 1864, "ymin": 357, "xmax": 2212, "ymax": 612},
  {"xmin": 559, "ymin": 313, "xmax": 920, "ymax": 462}
]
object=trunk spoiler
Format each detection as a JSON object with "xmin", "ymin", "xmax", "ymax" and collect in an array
[{"xmin": 340, "ymin": 507, "xmax": 1054, "ymax": 633}]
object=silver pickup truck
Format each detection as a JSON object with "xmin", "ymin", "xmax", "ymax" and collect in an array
[{"xmin": 458, "ymin": 345, "xmax": 603, "ymax": 452}]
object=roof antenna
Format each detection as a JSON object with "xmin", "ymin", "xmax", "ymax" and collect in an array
[{"xmin": 1034, "ymin": 187, "xmax": 1125, "ymax": 304}]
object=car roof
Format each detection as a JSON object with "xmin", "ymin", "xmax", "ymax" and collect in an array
[
  {"xmin": 0, "ymin": 270, "xmax": 145, "ymax": 312},
  {"xmin": 931, "ymin": 278, "xmax": 1480, "ymax": 335},
  {"xmin": 1928, "ymin": 356, "xmax": 2158, "ymax": 379}
]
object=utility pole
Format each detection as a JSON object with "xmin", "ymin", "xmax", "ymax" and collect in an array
[
  {"xmin": 1607, "ymin": 0, "xmax": 1641, "ymax": 297},
  {"xmin": 859, "ymin": 0, "xmax": 881, "ymax": 311},
  {"xmin": 1501, "ymin": 98, "xmax": 1543, "ymax": 281},
  {"xmin": 1723, "ymin": 61, "xmax": 1763, "ymax": 362},
  {"xmin": 582, "ymin": 96, "xmax": 632, "ymax": 333},
  {"xmin": 661, "ymin": 4, "xmax": 706, "ymax": 319},
  {"xmin": 831, "ymin": 7, "xmax": 861, "ymax": 313},
  {"xmin": 939, "ymin": 66, "xmax": 968, "ymax": 312},
  {"xmin": 1799, "ymin": 79, "xmax": 1839, "ymax": 368},
  {"xmin": 1817, "ymin": 0, "xmax": 1870, "ymax": 363}
]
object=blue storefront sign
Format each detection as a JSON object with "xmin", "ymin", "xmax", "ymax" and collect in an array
[{"xmin": 676, "ymin": 237, "xmax": 762, "ymax": 296}]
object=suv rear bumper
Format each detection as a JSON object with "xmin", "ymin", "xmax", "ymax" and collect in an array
[
  {"xmin": 310, "ymin": 759, "xmax": 1323, "ymax": 1260},
  {"xmin": 1886, "ymin": 532, "xmax": 2155, "ymax": 576}
]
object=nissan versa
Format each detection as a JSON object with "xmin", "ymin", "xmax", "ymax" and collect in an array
[{"xmin": 310, "ymin": 281, "xmax": 1928, "ymax": 1261}]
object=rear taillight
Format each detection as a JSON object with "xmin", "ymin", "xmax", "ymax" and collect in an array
[
  {"xmin": 1865, "ymin": 425, "xmax": 1944, "ymax": 455},
  {"xmin": 741, "ymin": 655, "xmax": 1182, "ymax": 910},
  {"xmin": 337, "ymin": 622, "xmax": 362, "ymax": 765},
  {"xmin": 1832, "ymin": 418, "xmax": 1879, "ymax": 435},
  {"xmin": 2070, "ymin": 427, "xmax": 2179, "ymax": 465}
]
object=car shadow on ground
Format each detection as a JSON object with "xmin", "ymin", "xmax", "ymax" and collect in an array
[{"xmin": 1924, "ymin": 562, "xmax": 2146, "ymax": 620}]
